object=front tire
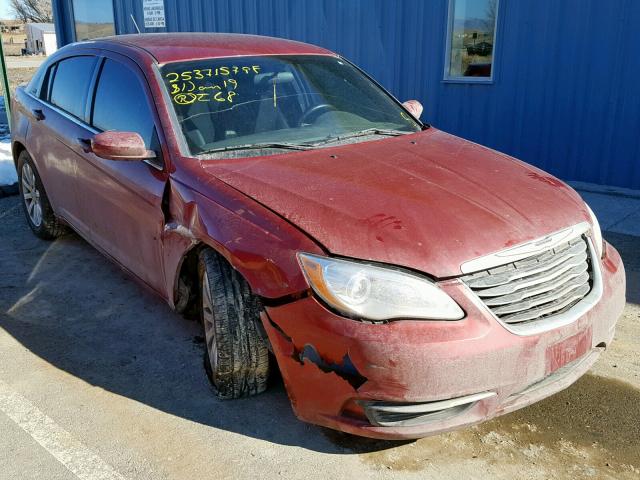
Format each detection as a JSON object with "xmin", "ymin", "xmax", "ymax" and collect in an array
[
  {"xmin": 17, "ymin": 150, "xmax": 66, "ymax": 240},
  {"xmin": 198, "ymin": 249, "xmax": 269, "ymax": 399}
]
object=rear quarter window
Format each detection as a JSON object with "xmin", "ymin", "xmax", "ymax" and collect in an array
[
  {"xmin": 26, "ymin": 66, "xmax": 46, "ymax": 96},
  {"xmin": 49, "ymin": 56, "xmax": 98, "ymax": 120}
]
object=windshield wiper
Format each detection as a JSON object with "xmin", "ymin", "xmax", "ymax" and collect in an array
[
  {"xmin": 308, "ymin": 128, "xmax": 410, "ymax": 146},
  {"xmin": 199, "ymin": 142, "xmax": 316, "ymax": 155}
]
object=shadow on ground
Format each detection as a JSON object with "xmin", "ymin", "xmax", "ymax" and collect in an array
[
  {"xmin": 605, "ymin": 232, "xmax": 640, "ymax": 304},
  {"xmin": 0, "ymin": 196, "xmax": 638, "ymax": 464},
  {"xmin": 353, "ymin": 373, "xmax": 640, "ymax": 476}
]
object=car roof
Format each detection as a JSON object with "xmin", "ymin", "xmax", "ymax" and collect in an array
[{"xmin": 88, "ymin": 33, "xmax": 335, "ymax": 64}]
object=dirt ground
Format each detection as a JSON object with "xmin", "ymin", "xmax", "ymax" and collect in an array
[
  {"xmin": 0, "ymin": 68, "xmax": 37, "ymax": 95},
  {"xmin": 0, "ymin": 193, "xmax": 638, "ymax": 480},
  {"xmin": 4, "ymin": 66, "xmax": 37, "ymax": 94},
  {"xmin": 1, "ymin": 56, "xmax": 41, "ymax": 98}
]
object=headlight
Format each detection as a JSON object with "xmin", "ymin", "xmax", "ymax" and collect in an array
[
  {"xmin": 297, "ymin": 253, "xmax": 464, "ymax": 321},
  {"xmin": 585, "ymin": 204, "xmax": 604, "ymax": 258}
]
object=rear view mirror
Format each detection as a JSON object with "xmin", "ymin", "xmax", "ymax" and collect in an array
[
  {"xmin": 402, "ymin": 100, "xmax": 424, "ymax": 120},
  {"xmin": 91, "ymin": 131, "xmax": 156, "ymax": 161}
]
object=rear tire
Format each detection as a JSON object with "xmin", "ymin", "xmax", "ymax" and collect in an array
[
  {"xmin": 198, "ymin": 249, "xmax": 269, "ymax": 399},
  {"xmin": 17, "ymin": 150, "xmax": 66, "ymax": 240}
]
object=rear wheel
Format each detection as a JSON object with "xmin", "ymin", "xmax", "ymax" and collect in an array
[
  {"xmin": 198, "ymin": 249, "xmax": 269, "ymax": 399},
  {"xmin": 17, "ymin": 150, "xmax": 66, "ymax": 240}
]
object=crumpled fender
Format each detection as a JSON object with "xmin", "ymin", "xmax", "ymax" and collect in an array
[{"xmin": 160, "ymin": 176, "xmax": 324, "ymax": 305}]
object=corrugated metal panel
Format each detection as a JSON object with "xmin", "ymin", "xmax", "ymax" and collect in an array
[
  {"xmin": 56, "ymin": 0, "xmax": 640, "ymax": 189},
  {"xmin": 52, "ymin": 0, "xmax": 75, "ymax": 47}
]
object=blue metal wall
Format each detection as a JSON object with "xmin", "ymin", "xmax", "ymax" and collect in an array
[{"xmin": 54, "ymin": 0, "xmax": 640, "ymax": 189}]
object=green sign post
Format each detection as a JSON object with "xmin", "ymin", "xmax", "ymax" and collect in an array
[{"xmin": 0, "ymin": 30, "xmax": 11, "ymax": 131}]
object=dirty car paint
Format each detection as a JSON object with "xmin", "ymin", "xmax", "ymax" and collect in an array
[
  {"xmin": 203, "ymin": 128, "xmax": 591, "ymax": 278},
  {"xmin": 10, "ymin": 33, "xmax": 627, "ymax": 440}
]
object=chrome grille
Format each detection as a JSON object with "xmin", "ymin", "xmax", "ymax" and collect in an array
[{"xmin": 462, "ymin": 236, "xmax": 593, "ymax": 326}]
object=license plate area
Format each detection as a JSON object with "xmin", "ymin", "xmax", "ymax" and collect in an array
[{"xmin": 545, "ymin": 327, "xmax": 592, "ymax": 375}]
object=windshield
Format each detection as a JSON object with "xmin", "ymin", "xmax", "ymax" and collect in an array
[{"xmin": 160, "ymin": 55, "xmax": 421, "ymax": 157}]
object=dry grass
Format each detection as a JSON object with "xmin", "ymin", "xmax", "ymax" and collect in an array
[
  {"xmin": 2, "ymin": 33, "xmax": 27, "ymax": 56},
  {"xmin": 3, "ymin": 43, "xmax": 25, "ymax": 56},
  {"xmin": 1, "ymin": 67, "xmax": 38, "ymax": 98}
]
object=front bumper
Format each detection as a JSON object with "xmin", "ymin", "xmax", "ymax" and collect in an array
[{"xmin": 262, "ymin": 242, "xmax": 626, "ymax": 440}]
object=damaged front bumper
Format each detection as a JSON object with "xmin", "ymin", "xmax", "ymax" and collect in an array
[{"xmin": 262, "ymin": 242, "xmax": 626, "ymax": 440}]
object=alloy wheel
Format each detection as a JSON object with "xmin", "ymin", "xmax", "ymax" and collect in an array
[{"xmin": 21, "ymin": 163, "xmax": 42, "ymax": 227}]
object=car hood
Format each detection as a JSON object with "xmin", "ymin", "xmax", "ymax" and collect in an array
[{"xmin": 201, "ymin": 128, "xmax": 590, "ymax": 278}]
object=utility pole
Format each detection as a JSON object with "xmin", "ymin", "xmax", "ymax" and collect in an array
[{"xmin": 0, "ymin": 29, "xmax": 11, "ymax": 131}]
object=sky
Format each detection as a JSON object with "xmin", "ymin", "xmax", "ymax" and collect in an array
[
  {"xmin": 456, "ymin": 0, "xmax": 492, "ymax": 19},
  {"xmin": 0, "ymin": 1, "xmax": 14, "ymax": 20},
  {"xmin": 73, "ymin": 0, "xmax": 115, "ymax": 23}
]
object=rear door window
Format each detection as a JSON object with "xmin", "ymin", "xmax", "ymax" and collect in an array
[
  {"xmin": 91, "ymin": 58, "xmax": 155, "ymax": 148},
  {"xmin": 49, "ymin": 56, "xmax": 98, "ymax": 120}
]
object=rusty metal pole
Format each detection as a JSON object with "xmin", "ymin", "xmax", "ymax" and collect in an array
[{"xmin": 0, "ymin": 29, "xmax": 12, "ymax": 131}]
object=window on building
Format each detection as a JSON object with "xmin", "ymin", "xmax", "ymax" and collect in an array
[
  {"xmin": 91, "ymin": 59, "xmax": 155, "ymax": 148},
  {"xmin": 72, "ymin": 0, "xmax": 115, "ymax": 41},
  {"xmin": 49, "ymin": 56, "xmax": 98, "ymax": 120},
  {"xmin": 445, "ymin": 0, "xmax": 499, "ymax": 81}
]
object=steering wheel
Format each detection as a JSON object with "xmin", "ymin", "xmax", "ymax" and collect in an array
[{"xmin": 299, "ymin": 104, "xmax": 336, "ymax": 126}]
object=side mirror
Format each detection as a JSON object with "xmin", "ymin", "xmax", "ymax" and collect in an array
[
  {"xmin": 91, "ymin": 131, "xmax": 156, "ymax": 161},
  {"xmin": 402, "ymin": 100, "xmax": 424, "ymax": 120}
]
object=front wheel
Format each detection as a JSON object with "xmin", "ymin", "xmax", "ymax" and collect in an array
[
  {"xmin": 198, "ymin": 249, "xmax": 269, "ymax": 399},
  {"xmin": 17, "ymin": 150, "xmax": 66, "ymax": 240}
]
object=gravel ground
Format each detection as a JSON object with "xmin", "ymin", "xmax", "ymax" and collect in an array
[{"xmin": 0, "ymin": 194, "xmax": 638, "ymax": 480}]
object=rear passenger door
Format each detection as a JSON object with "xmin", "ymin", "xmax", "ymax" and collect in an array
[
  {"xmin": 73, "ymin": 53, "xmax": 168, "ymax": 295},
  {"xmin": 25, "ymin": 55, "xmax": 99, "ymax": 228}
]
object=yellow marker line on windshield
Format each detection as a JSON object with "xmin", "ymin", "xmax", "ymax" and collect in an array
[{"xmin": 273, "ymin": 81, "xmax": 277, "ymax": 108}]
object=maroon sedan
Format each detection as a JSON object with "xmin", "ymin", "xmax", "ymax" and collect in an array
[{"xmin": 11, "ymin": 34, "xmax": 625, "ymax": 439}]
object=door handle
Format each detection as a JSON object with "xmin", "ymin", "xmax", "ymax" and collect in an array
[
  {"xmin": 32, "ymin": 109, "xmax": 45, "ymax": 121},
  {"xmin": 77, "ymin": 137, "xmax": 93, "ymax": 153}
]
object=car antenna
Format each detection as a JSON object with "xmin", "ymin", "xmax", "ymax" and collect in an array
[{"xmin": 131, "ymin": 14, "xmax": 142, "ymax": 34}]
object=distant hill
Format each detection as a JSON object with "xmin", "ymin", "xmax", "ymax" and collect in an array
[{"xmin": 453, "ymin": 17, "xmax": 491, "ymax": 33}]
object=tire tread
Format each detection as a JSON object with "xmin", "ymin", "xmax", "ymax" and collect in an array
[{"xmin": 199, "ymin": 250, "xmax": 269, "ymax": 399}]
